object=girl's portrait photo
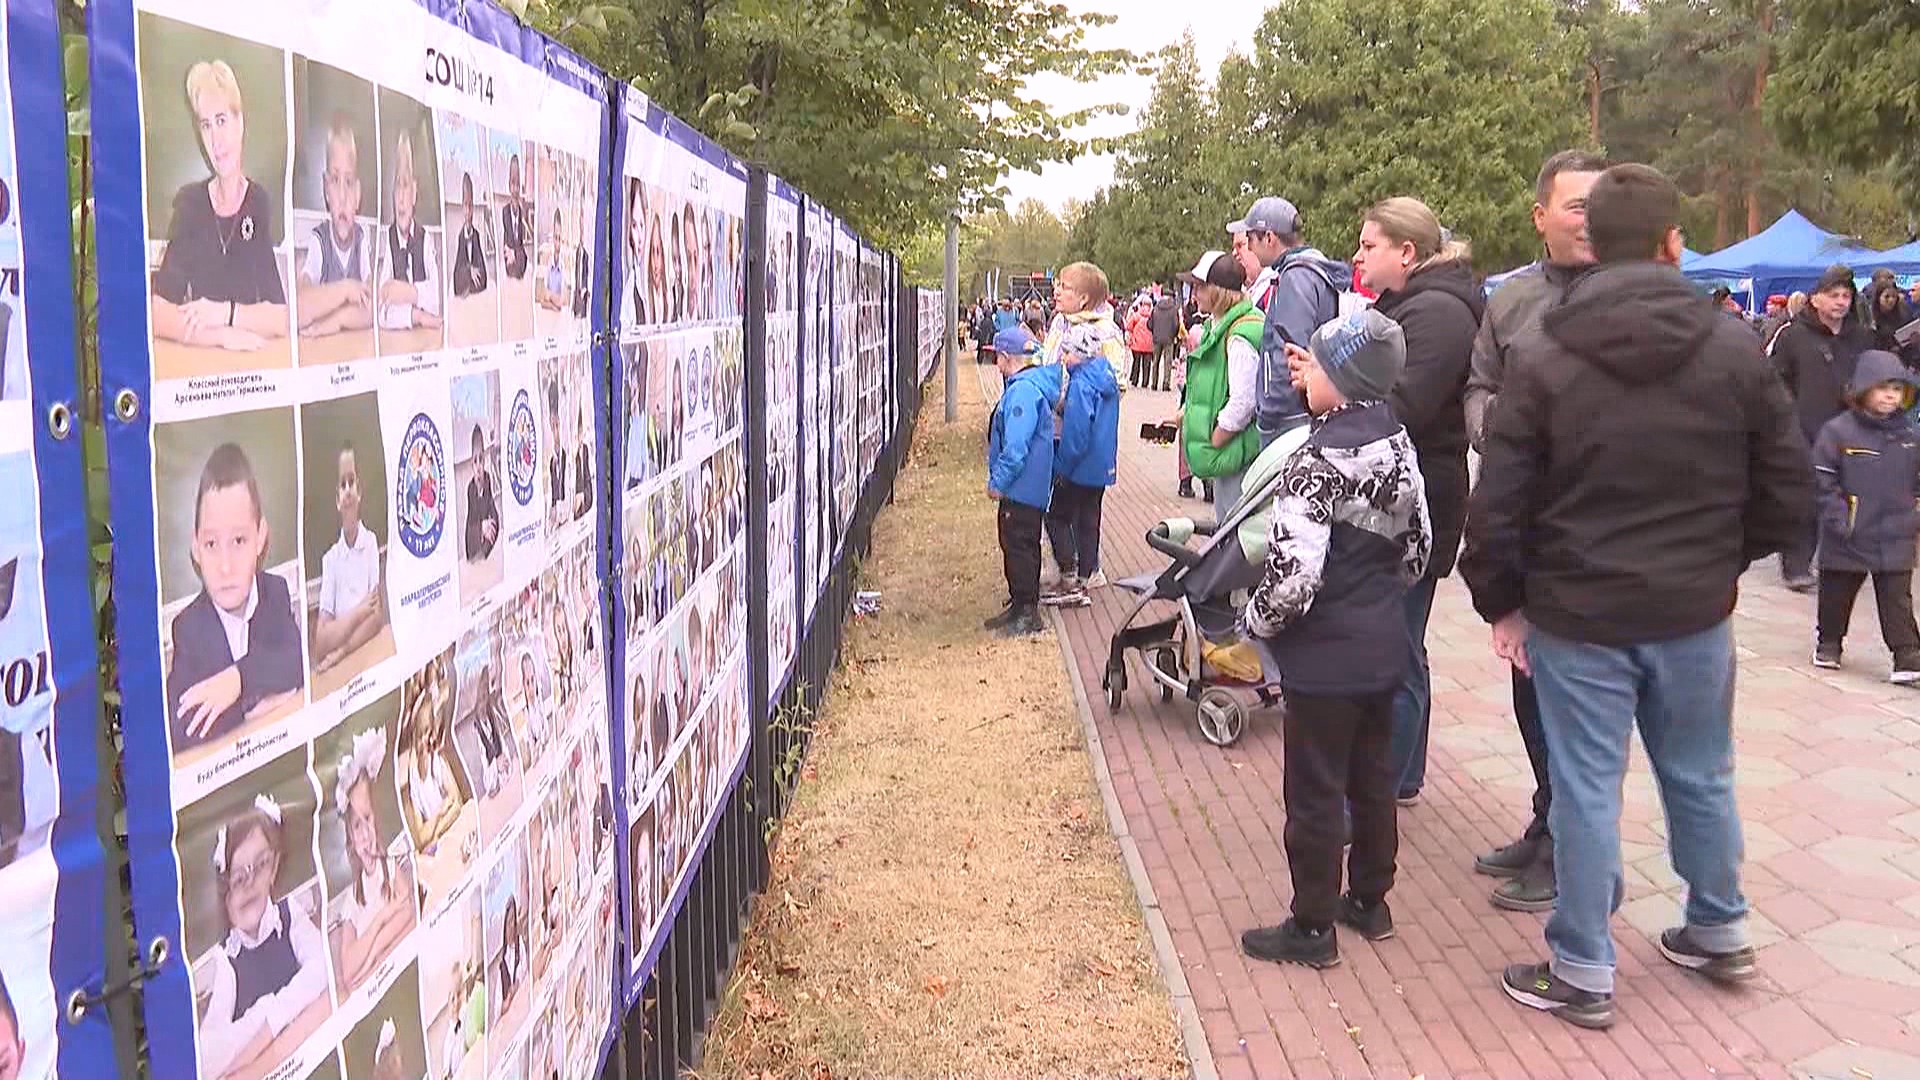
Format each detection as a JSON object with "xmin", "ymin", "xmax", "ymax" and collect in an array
[
  {"xmin": 398, "ymin": 647, "xmax": 475, "ymax": 914},
  {"xmin": 316, "ymin": 695, "xmax": 417, "ymax": 997}
]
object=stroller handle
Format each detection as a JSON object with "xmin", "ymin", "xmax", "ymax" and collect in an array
[{"xmin": 1146, "ymin": 523, "xmax": 1202, "ymax": 566}]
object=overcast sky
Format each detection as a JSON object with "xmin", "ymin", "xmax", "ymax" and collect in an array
[{"xmin": 999, "ymin": 3, "xmax": 1266, "ymax": 213}]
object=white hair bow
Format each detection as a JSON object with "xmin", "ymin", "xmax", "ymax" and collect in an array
[
  {"xmin": 334, "ymin": 726, "xmax": 389, "ymax": 814},
  {"xmin": 377, "ymin": 1017, "xmax": 396, "ymax": 1055},
  {"xmin": 212, "ymin": 793, "xmax": 282, "ymax": 873}
]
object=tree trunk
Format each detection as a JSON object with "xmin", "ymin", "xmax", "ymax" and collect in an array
[
  {"xmin": 1747, "ymin": 2, "xmax": 1775, "ymax": 237},
  {"xmin": 1586, "ymin": 62, "xmax": 1603, "ymax": 146}
]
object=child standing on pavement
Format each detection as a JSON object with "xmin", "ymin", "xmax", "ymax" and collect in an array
[
  {"xmin": 984, "ymin": 334, "xmax": 1064, "ymax": 638},
  {"xmin": 1238, "ymin": 309, "xmax": 1432, "ymax": 969},
  {"xmin": 1811, "ymin": 349, "xmax": 1920, "ymax": 683},
  {"xmin": 1040, "ymin": 263, "xmax": 1127, "ymax": 605}
]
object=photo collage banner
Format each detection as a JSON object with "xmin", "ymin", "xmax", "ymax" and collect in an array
[
  {"xmin": 95, "ymin": 2, "xmax": 619, "ymax": 1078},
  {"xmin": 798, "ymin": 201, "xmax": 829, "ymax": 626},
  {"xmin": 1, "ymin": 1, "xmax": 119, "ymax": 1078},
  {"xmin": 917, "ymin": 289, "xmax": 944, "ymax": 383},
  {"xmin": 762, "ymin": 179, "xmax": 800, "ymax": 707},
  {"xmin": 828, "ymin": 222, "xmax": 858, "ymax": 557},
  {"xmin": 610, "ymin": 87, "xmax": 752, "ymax": 1001}
]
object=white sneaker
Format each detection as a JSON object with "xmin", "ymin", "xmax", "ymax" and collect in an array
[{"xmin": 1085, "ymin": 570, "xmax": 1109, "ymax": 589}]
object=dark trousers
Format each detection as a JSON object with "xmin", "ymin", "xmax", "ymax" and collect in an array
[
  {"xmin": 1514, "ymin": 670, "xmax": 1552, "ymax": 841},
  {"xmin": 997, "ymin": 501, "xmax": 1044, "ymax": 606},
  {"xmin": 1817, "ymin": 569, "xmax": 1920, "ymax": 656},
  {"xmin": 1781, "ymin": 468, "xmax": 1821, "ymax": 578},
  {"xmin": 1130, "ymin": 350, "xmax": 1154, "ymax": 386},
  {"xmin": 1281, "ymin": 689, "xmax": 1398, "ymax": 928},
  {"xmin": 1044, "ymin": 480, "xmax": 1106, "ymax": 577}
]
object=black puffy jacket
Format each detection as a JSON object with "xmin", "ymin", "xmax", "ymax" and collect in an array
[
  {"xmin": 1812, "ymin": 350, "xmax": 1920, "ymax": 574},
  {"xmin": 1771, "ymin": 307, "xmax": 1876, "ymax": 443}
]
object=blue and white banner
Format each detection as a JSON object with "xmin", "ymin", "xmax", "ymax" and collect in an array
[
  {"xmin": 799, "ymin": 200, "xmax": 830, "ymax": 622},
  {"xmin": 92, "ymin": 1, "xmax": 619, "ymax": 1077},
  {"xmin": 830, "ymin": 220, "xmax": 858, "ymax": 552},
  {"xmin": 762, "ymin": 177, "xmax": 800, "ymax": 708}
]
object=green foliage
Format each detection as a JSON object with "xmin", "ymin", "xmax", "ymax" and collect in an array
[{"xmin": 1769, "ymin": 0, "xmax": 1920, "ymax": 201}]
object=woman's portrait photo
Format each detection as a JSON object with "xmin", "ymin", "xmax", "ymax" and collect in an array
[
  {"xmin": 529, "ymin": 788, "xmax": 566, "ymax": 984},
  {"xmin": 452, "ymin": 618, "xmax": 524, "ymax": 844},
  {"xmin": 621, "ymin": 497, "xmax": 647, "ymax": 639},
  {"xmin": 644, "ymin": 337, "xmax": 680, "ymax": 478},
  {"xmin": 566, "ymin": 353, "xmax": 596, "ymax": 526},
  {"xmin": 398, "ymin": 646, "xmax": 475, "ymax": 915},
  {"xmin": 436, "ymin": 113, "xmax": 499, "ymax": 349},
  {"xmin": 537, "ymin": 558, "xmax": 578, "ymax": 723},
  {"xmin": 135, "ymin": 15, "xmax": 291, "ymax": 379},
  {"xmin": 373, "ymin": 89, "xmax": 444, "ymax": 356},
  {"xmin": 620, "ymin": 341, "xmax": 651, "ymax": 493},
  {"xmin": 500, "ymin": 581, "xmax": 552, "ymax": 772},
  {"xmin": 290, "ymin": 58, "xmax": 377, "ymax": 366},
  {"xmin": 338, "ymin": 960, "xmax": 427, "ymax": 1080},
  {"xmin": 178, "ymin": 751, "xmax": 333, "ymax": 1080},
  {"xmin": 566, "ymin": 539, "xmax": 602, "ymax": 687},
  {"xmin": 314, "ymin": 694, "xmax": 416, "ymax": 998},
  {"xmin": 155, "ymin": 409, "xmax": 307, "ymax": 773},
  {"xmin": 483, "ymin": 831, "xmax": 533, "ymax": 1043},
  {"xmin": 415, "ymin": 887, "xmax": 486, "ymax": 1080},
  {"xmin": 490, "ymin": 131, "xmax": 535, "ymax": 342},
  {"xmin": 451, "ymin": 372, "xmax": 504, "ymax": 606},
  {"xmin": 618, "ymin": 178, "xmax": 648, "ymax": 330},
  {"xmin": 299, "ymin": 392, "xmax": 393, "ymax": 700},
  {"xmin": 627, "ymin": 803, "xmax": 656, "ymax": 959},
  {"xmin": 666, "ymin": 203, "xmax": 686, "ymax": 326}
]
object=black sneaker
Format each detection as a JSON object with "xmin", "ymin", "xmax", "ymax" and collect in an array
[
  {"xmin": 1812, "ymin": 642, "xmax": 1842, "ymax": 670},
  {"xmin": 1177, "ymin": 479, "xmax": 1194, "ymax": 499},
  {"xmin": 1396, "ymin": 788, "xmax": 1421, "ymax": 807},
  {"xmin": 1241, "ymin": 919, "xmax": 1340, "ymax": 969},
  {"xmin": 1491, "ymin": 855, "xmax": 1556, "ymax": 913},
  {"xmin": 1202, "ymin": 480, "xmax": 1215, "ymax": 503},
  {"xmin": 982, "ymin": 604, "xmax": 1017, "ymax": 631},
  {"xmin": 1338, "ymin": 896, "xmax": 1394, "ymax": 942},
  {"xmin": 996, "ymin": 606, "xmax": 1047, "ymax": 638},
  {"xmin": 1501, "ymin": 962, "xmax": 1614, "ymax": 1029},
  {"xmin": 1785, "ymin": 573, "xmax": 1816, "ymax": 594},
  {"xmin": 1893, "ymin": 649, "xmax": 1920, "ymax": 686},
  {"xmin": 1474, "ymin": 835, "xmax": 1541, "ymax": 879},
  {"xmin": 1658, "ymin": 927, "xmax": 1757, "ymax": 984}
]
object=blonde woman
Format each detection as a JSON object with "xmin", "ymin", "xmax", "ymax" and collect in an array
[
  {"xmin": 377, "ymin": 129, "xmax": 443, "ymax": 331},
  {"xmin": 151, "ymin": 60, "xmax": 288, "ymax": 350},
  {"xmin": 1347, "ymin": 196, "xmax": 1483, "ymax": 809}
]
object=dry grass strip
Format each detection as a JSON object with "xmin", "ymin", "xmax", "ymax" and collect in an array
[{"xmin": 697, "ymin": 363, "xmax": 1187, "ymax": 1080}]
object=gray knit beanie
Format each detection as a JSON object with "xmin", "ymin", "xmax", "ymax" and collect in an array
[{"xmin": 1309, "ymin": 309, "xmax": 1406, "ymax": 404}]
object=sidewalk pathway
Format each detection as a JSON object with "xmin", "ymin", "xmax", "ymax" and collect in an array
[{"xmin": 1011, "ymin": 369, "xmax": 1920, "ymax": 1079}]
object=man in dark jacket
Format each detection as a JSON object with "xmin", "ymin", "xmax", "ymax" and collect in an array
[
  {"xmin": 1226, "ymin": 196, "xmax": 1350, "ymax": 444},
  {"xmin": 1150, "ymin": 291, "xmax": 1180, "ymax": 390},
  {"xmin": 1458, "ymin": 148, "xmax": 1607, "ymax": 913},
  {"xmin": 1771, "ymin": 264, "xmax": 1874, "ymax": 590},
  {"xmin": 1461, "ymin": 163, "xmax": 1810, "ymax": 1030}
]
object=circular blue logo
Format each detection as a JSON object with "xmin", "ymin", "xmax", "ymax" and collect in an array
[
  {"xmin": 395, "ymin": 413, "xmax": 447, "ymax": 558},
  {"xmin": 507, "ymin": 390, "xmax": 538, "ymax": 507}
]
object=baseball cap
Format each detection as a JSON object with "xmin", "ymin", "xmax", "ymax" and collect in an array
[
  {"xmin": 1178, "ymin": 251, "xmax": 1247, "ymax": 291},
  {"xmin": 991, "ymin": 326, "xmax": 1041, "ymax": 360},
  {"xmin": 1226, "ymin": 196, "xmax": 1300, "ymax": 237},
  {"xmin": 1308, "ymin": 309, "xmax": 1406, "ymax": 404}
]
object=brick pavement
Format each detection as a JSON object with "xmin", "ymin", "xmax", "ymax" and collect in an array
[{"xmin": 994, "ymin": 366, "xmax": 1920, "ymax": 1079}]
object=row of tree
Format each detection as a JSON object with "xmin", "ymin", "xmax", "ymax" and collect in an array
[{"xmin": 1062, "ymin": 0, "xmax": 1920, "ymax": 291}]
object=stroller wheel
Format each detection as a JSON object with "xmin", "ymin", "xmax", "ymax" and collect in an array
[
  {"xmin": 1151, "ymin": 647, "xmax": 1179, "ymax": 703},
  {"xmin": 1196, "ymin": 688, "xmax": 1247, "ymax": 747},
  {"xmin": 1104, "ymin": 660, "xmax": 1126, "ymax": 711}
]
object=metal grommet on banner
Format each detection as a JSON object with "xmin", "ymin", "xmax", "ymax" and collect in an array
[
  {"xmin": 46, "ymin": 401, "xmax": 72, "ymax": 440},
  {"xmin": 64, "ymin": 935, "xmax": 171, "ymax": 1023},
  {"xmin": 113, "ymin": 387, "xmax": 141, "ymax": 423}
]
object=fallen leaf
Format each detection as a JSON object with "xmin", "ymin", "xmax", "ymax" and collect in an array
[
  {"xmin": 924, "ymin": 975, "xmax": 951, "ymax": 999},
  {"xmin": 1088, "ymin": 958, "xmax": 1119, "ymax": 977},
  {"xmin": 917, "ymin": 936, "xmax": 939, "ymax": 949},
  {"xmin": 775, "ymin": 959, "xmax": 801, "ymax": 976},
  {"xmin": 783, "ymin": 890, "xmax": 808, "ymax": 915},
  {"xmin": 744, "ymin": 988, "xmax": 783, "ymax": 1021}
]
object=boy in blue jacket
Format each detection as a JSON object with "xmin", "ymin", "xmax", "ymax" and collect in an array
[
  {"xmin": 1041, "ymin": 337, "xmax": 1121, "ymax": 609},
  {"xmin": 986, "ymin": 336, "xmax": 1063, "ymax": 637},
  {"xmin": 1811, "ymin": 350, "xmax": 1920, "ymax": 682}
]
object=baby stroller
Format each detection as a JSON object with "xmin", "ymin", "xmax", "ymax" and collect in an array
[{"xmin": 1101, "ymin": 427, "xmax": 1309, "ymax": 747}]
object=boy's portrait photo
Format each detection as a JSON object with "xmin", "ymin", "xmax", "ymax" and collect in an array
[
  {"xmin": 290, "ymin": 58, "xmax": 377, "ymax": 366},
  {"xmin": 177, "ymin": 750, "xmax": 334, "ymax": 1080},
  {"xmin": 628, "ymin": 803, "xmax": 655, "ymax": 957},
  {"xmin": 483, "ymin": 829, "xmax": 533, "ymax": 1043},
  {"xmin": 313, "ymin": 693, "xmax": 416, "ymax": 997},
  {"xmin": 299, "ymin": 392, "xmax": 393, "ymax": 699},
  {"xmin": 373, "ymin": 89, "xmax": 443, "ymax": 357},
  {"xmin": 566, "ymin": 351, "xmax": 596, "ymax": 525},
  {"xmin": 452, "ymin": 617, "xmax": 523, "ymax": 844},
  {"xmin": 398, "ymin": 646, "xmax": 474, "ymax": 915},
  {"xmin": 538, "ymin": 363, "xmax": 570, "ymax": 534},
  {"xmin": 436, "ymin": 113, "xmax": 498, "ymax": 349},
  {"xmin": 490, "ymin": 130, "xmax": 535, "ymax": 342},
  {"xmin": 135, "ymin": 14, "xmax": 292, "ymax": 380},
  {"xmin": 415, "ymin": 886, "xmax": 486, "ymax": 1080},
  {"xmin": 338, "ymin": 959, "xmax": 426, "ymax": 1080},
  {"xmin": 499, "ymin": 581, "xmax": 551, "ymax": 772},
  {"xmin": 532, "ymin": 146, "xmax": 570, "ymax": 332},
  {"xmin": 451, "ymin": 372, "xmax": 504, "ymax": 605},
  {"xmin": 156, "ymin": 410, "xmax": 306, "ymax": 769}
]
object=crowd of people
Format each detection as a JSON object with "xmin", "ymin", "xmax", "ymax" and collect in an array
[{"xmin": 974, "ymin": 149, "xmax": 1920, "ymax": 1030}]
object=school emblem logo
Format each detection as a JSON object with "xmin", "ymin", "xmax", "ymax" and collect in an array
[
  {"xmin": 395, "ymin": 413, "xmax": 447, "ymax": 558},
  {"xmin": 507, "ymin": 390, "xmax": 538, "ymax": 507}
]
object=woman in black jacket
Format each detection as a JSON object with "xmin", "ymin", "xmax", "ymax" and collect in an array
[{"xmin": 1350, "ymin": 196, "xmax": 1485, "ymax": 804}]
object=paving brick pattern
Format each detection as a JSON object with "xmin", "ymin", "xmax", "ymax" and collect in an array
[{"xmin": 997, "ymin": 367, "xmax": 1920, "ymax": 1079}]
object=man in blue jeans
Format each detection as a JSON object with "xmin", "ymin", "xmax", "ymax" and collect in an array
[{"xmin": 1459, "ymin": 163, "xmax": 1811, "ymax": 1030}]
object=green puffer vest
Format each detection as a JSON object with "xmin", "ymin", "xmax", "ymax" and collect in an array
[{"xmin": 1182, "ymin": 299, "xmax": 1265, "ymax": 479}]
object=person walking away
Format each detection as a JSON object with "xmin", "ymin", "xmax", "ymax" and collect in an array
[
  {"xmin": 983, "ymin": 337, "xmax": 1064, "ymax": 638},
  {"xmin": 1459, "ymin": 149, "xmax": 1607, "ymax": 914},
  {"xmin": 993, "ymin": 297, "xmax": 1018, "ymax": 335},
  {"xmin": 1237, "ymin": 308, "xmax": 1432, "ymax": 968},
  {"xmin": 973, "ymin": 302, "xmax": 999, "ymax": 366},
  {"xmin": 1759, "ymin": 294, "xmax": 1791, "ymax": 349},
  {"xmin": 1125, "ymin": 295, "xmax": 1157, "ymax": 388},
  {"xmin": 1175, "ymin": 252, "xmax": 1263, "ymax": 521},
  {"xmin": 1150, "ymin": 290, "xmax": 1181, "ymax": 391},
  {"xmin": 1349, "ymin": 197, "xmax": 1484, "ymax": 807},
  {"xmin": 1225, "ymin": 196, "xmax": 1350, "ymax": 446},
  {"xmin": 1771, "ymin": 264, "xmax": 1874, "ymax": 591},
  {"xmin": 1460, "ymin": 163, "xmax": 1810, "ymax": 1029},
  {"xmin": 1811, "ymin": 350, "xmax": 1920, "ymax": 681}
]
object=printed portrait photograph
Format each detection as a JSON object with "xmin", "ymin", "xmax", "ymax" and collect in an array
[
  {"xmin": 452, "ymin": 616, "xmax": 524, "ymax": 844},
  {"xmin": 155, "ymin": 408, "xmax": 307, "ymax": 770},
  {"xmin": 373, "ymin": 88, "xmax": 444, "ymax": 357},
  {"xmin": 618, "ymin": 178, "xmax": 656, "ymax": 331},
  {"xmin": 531, "ymin": 146, "xmax": 577, "ymax": 339},
  {"xmin": 176, "ymin": 747, "xmax": 334, "ymax": 1080},
  {"xmin": 290, "ymin": 57, "xmax": 378, "ymax": 366},
  {"xmin": 416, "ymin": 886, "xmax": 486, "ymax": 1080},
  {"xmin": 621, "ymin": 496, "xmax": 647, "ymax": 639},
  {"xmin": 619, "ymin": 341, "xmax": 650, "ymax": 494},
  {"xmin": 498, "ymin": 580, "xmax": 552, "ymax": 772},
  {"xmin": 483, "ymin": 829, "xmax": 533, "ymax": 1043},
  {"xmin": 135, "ymin": 14, "xmax": 293, "ymax": 379},
  {"xmin": 651, "ymin": 759, "xmax": 679, "ymax": 922},
  {"xmin": 436, "ymin": 112, "xmax": 499, "ymax": 349},
  {"xmin": 565, "ymin": 539, "xmax": 602, "ymax": 686},
  {"xmin": 397, "ymin": 645, "xmax": 475, "ymax": 915},
  {"xmin": 313, "ymin": 691, "xmax": 417, "ymax": 998},
  {"xmin": 524, "ymin": 1010, "xmax": 555, "ymax": 1080},
  {"xmin": 0, "ymin": 452, "xmax": 55, "ymax": 873},
  {"xmin": 643, "ymin": 486, "xmax": 672, "ymax": 629},
  {"xmin": 528, "ymin": 786, "xmax": 565, "ymax": 984},
  {"xmin": 451, "ymin": 371, "xmax": 504, "ymax": 605},
  {"xmin": 0, "ymin": 852, "xmax": 58, "ymax": 1080},
  {"xmin": 536, "ymin": 559, "xmax": 578, "ymax": 725},
  {"xmin": 299, "ymin": 391, "xmax": 394, "ymax": 699},
  {"xmin": 490, "ymin": 130, "xmax": 535, "ymax": 342},
  {"xmin": 644, "ymin": 334, "xmax": 682, "ymax": 477},
  {"xmin": 338, "ymin": 958, "xmax": 426, "ymax": 1080},
  {"xmin": 627, "ymin": 803, "xmax": 655, "ymax": 960}
]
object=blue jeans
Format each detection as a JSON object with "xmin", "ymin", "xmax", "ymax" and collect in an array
[
  {"xmin": 1210, "ymin": 469, "xmax": 1245, "ymax": 523},
  {"xmin": 1389, "ymin": 575, "xmax": 1438, "ymax": 796},
  {"xmin": 1526, "ymin": 619, "xmax": 1749, "ymax": 995}
]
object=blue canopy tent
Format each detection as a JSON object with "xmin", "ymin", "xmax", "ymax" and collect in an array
[
  {"xmin": 1863, "ymin": 239, "xmax": 1920, "ymax": 283},
  {"xmin": 1682, "ymin": 210, "xmax": 1885, "ymax": 307}
]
